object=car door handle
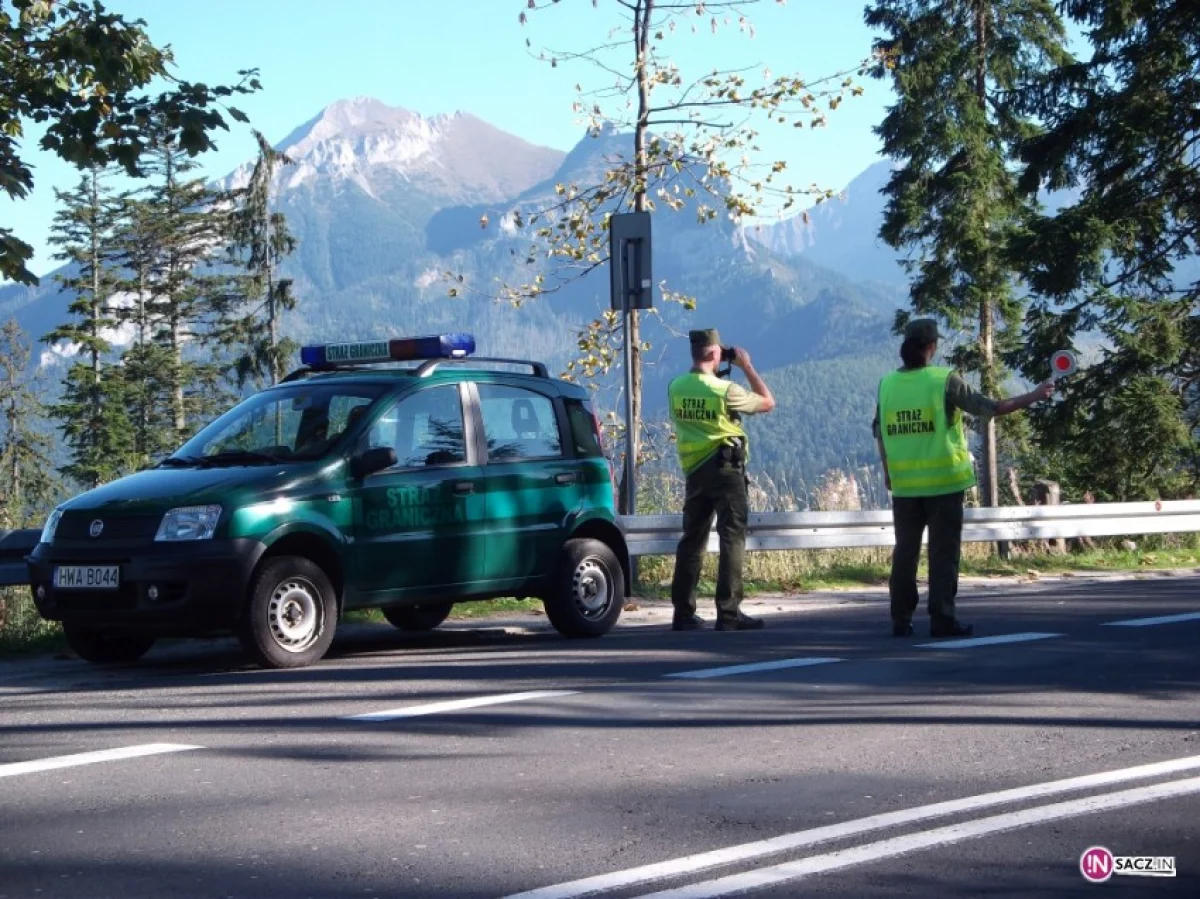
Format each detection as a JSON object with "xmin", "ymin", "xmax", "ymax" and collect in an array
[
  {"xmin": 453, "ymin": 481, "xmax": 475, "ymax": 495},
  {"xmin": 554, "ymin": 472, "xmax": 577, "ymax": 485}
]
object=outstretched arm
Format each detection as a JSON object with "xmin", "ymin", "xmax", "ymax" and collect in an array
[{"xmin": 995, "ymin": 380, "xmax": 1055, "ymax": 415}]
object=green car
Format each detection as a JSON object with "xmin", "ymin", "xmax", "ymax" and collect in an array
[{"xmin": 28, "ymin": 334, "xmax": 629, "ymax": 669}]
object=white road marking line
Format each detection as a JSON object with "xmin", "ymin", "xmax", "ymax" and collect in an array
[
  {"xmin": 1103, "ymin": 611, "xmax": 1200, "ymax": 628},
  {"xmin": 500, "ymin": 753, "xmax": 1200, "ymax": 899},
  {"xmin": 665, "ymin": 658, "xmax": 843, "ymax": 680},
  {"xmin": 0, "ymin": 743, "xmax": 200, "ymax": 779},
  {"xmin": 915, "ymin": 632, "xmax": 1062, "ymax": 650},
  {"xmin": 632, "ymin": 774, "xmax": 1200, "ymax": 898},
  {"xmin": 344, "ymin": 690, "xmax": 580, "ymax": 722}
]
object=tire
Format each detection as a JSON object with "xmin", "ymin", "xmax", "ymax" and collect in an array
[
  {"xmin": 382, "ymin": 601, "xmax": 454, "ymax": 631},
  {"xmin": 237, "ymin": 556, "xmax": 337, "ymax": 669},
  {"xmin": 543, "ymin": 538, "xmax": 624, "ymax": 638},
  {"xmin": 62, "ymin": 623, "xmax": 155, "ymax": 664}
]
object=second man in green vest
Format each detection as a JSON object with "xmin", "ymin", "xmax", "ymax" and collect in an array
[
  {"xmin": 874, "ymin": 319, "xmax": 1054, "ymax": 638},
  {"xmin": 669, "ymin": 329, "xmax": 776, "ymax": 631}
]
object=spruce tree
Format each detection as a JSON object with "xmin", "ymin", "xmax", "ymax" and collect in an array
[
  {"xmin": 0, "ymin": 321, "xmax": 58, "ymax": 528},
  {"xmin": 42, "ymin": 165, "xmax": 135, "ymax": 487},
  {"xmin": 123, "ymin": 125, "xmax": 232, "ymax": 446},
  {"xmin": 108, "ymin": 195, "xmax": 178, "ymax": 467},
  {"xmin": 865, "ymin": 0, "xmax": 1071, "ymax": 508},
  {"xmin": 219, "ymin": 130, "xmax": 299, "ymax": 387},
  {"xmin": 1012, "ymin": 0, "xmax": 1200, "ymax": 499}
]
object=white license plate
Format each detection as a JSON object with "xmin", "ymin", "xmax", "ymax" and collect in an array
[{"xmin": 54, "ymin": 565, "xmax": 120, "ymax": 590}]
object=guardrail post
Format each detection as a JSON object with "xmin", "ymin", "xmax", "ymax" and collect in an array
[{"xmin": 1034, "ymin": 480, "xmax": 1067, "ymax": 554}]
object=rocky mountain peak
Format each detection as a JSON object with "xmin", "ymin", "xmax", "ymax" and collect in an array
[{"xmin": 225, "ymin": 97, "xmax": 562, "ymax": 204}]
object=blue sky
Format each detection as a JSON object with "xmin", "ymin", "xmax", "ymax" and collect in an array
[{"xmin": 7, "ymin": 0, "xmax": 894, "ymax": 278}]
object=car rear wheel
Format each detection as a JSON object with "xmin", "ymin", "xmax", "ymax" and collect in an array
[
  {"xmin": 62, "ymin": 623, "xmax": 156, "ymax": 664},
  {"xmin": 382, "ymin": 601, "xmax": 454, "ymax": 631},
  {"xmin": 238, "ymin": 556, "xmax": 337, "ymax": 669},
  {"xmin": 544, "ymin": 538, "xmax": 623, "ymax": 638}
]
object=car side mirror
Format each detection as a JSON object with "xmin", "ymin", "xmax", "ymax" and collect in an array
[{"xmin": 351, "ymin": 446, "xmax": 397, "ymax": 479}]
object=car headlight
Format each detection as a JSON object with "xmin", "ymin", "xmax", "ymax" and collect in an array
[
  {"xmin": 155, "ymin": 505, "xmax": 222, "ymax": 542},
  {"xmin": 40, "ymin": 509, "xmax": 63, "ymax": 545}
]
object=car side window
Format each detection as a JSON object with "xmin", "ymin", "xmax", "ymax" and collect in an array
[
  {"xmin": 564, "ymin": 399, "xmax": 604, "ymax": 458},
  {"xmin": 477, "ymin": 384, "xmax": 563, "ymax": 461},
  {"xmin": 364, "ymin": 385, "xmax": 466, "ymax": 469}
]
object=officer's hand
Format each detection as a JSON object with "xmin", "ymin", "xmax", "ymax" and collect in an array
[
  {"xmin": 1036, "ymin": 379, "xmax": 1055, "ymax": 400},
  {"xmin": 732, "ymin": 347, "xmax": 752, "ymax": 369}
]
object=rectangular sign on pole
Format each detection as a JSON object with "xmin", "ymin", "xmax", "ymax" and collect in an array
[{"xmin": 609, "ymin": 212, "xmax": 653, "ymax": 311}]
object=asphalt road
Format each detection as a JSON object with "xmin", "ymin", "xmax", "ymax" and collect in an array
[{"xmin": 2, "ymin": 573, "xmax": 1198, "ymax": 898}]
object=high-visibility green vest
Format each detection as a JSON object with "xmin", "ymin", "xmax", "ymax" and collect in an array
[
  {"xmin": 668, "ymin": 372, "xmax": 747, "ymax": 475},
  {"xmin": 878, "ymin": 366, "xmax": 976, "ymax": 497}
]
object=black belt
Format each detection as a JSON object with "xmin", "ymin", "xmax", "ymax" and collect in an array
[{"xmin": 716, "ymin": 439, "xmax": 745, "ymax": 469}]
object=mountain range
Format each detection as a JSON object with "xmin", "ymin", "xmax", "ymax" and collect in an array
[{"xmin": 0, "ymin": 97, "xmax": 915, "ymax": 495}]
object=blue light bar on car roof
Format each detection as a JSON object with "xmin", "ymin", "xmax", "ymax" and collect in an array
[{"xmin": 300, "ymin": 333, "xmax": 476, "ymax": 368}]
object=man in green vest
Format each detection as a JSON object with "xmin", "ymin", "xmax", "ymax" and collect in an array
[
  {"xmin": 874, "ymin": 319, "xmax": 1054, "ymax": 638},
  {"xmin": 669, "ymin": 329, "xmax": 776, "ymax": 631}
]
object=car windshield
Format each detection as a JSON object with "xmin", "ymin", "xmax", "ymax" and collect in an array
[{"xmin": 165, "ymin": 383, "xmax": 389, "ymax": 467}]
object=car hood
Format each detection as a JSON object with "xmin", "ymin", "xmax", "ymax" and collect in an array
[{"xmin": 59, "ymin": 464, "xmax": 332, "ymax": 516}]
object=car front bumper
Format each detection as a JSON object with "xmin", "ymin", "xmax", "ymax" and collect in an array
[{"xmin": 27, "ymin": 538, "xmax": 264, "ymax": 635}]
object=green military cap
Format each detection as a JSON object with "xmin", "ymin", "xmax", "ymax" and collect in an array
[
  {"xmin": 904, "ymin": 318, "xmax": 940, "ymax": 344},
  {"xmin": 689, "ymin": 328, "xmax": 721, "ymax": 348}
]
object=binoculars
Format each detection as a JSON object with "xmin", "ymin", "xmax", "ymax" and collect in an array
[{"xmin": 721, "ymin": 345, "xmax": 739, "ymax": 364}]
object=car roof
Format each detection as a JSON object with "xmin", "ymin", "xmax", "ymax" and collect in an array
[{"xmin": 275, "ymin": 365, "xmax": 591, "ymax": 400}]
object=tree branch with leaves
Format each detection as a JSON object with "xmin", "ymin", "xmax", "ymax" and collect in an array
[
  {"xmin": 0, "ymin": 0, "xmax": 260, "ymax": 284},
  {"xmin": 448, "ymin": 0, "xmax": 868, "ymax": 511}
]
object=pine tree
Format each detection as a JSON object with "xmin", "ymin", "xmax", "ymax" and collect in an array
[
  {"xmin": 116, "ymin": 125, "xmax": 232, "ymax": 447},
  {"xmin": 219, "ymin": 130, "xmax": 299, "ymax": 387},
  {"xmin": 865, "ymin": 0, "xmax": 1071, "ymax": 508},
  {"xmin": 1012, "ymin": 0, "xmax": 1200, "ymax": 499},
  {"xmin": 42, "ymin": 165, "xmax": 135, "ymax": 488},
  {"xmin": 0, "ymin": 321, "xmax": 58, "ymax": 528},
  {"xmin": 107, "ymin": 195, "xmax": 178, "ymax": 467}
]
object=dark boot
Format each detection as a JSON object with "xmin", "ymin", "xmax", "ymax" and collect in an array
[
  {"xmin": 715, "ymin": 612, "xmax": 764, "ymax": 631},
  {"xmin": 930, "ymin": 619, "xmax": 973, "ymax": 638}
]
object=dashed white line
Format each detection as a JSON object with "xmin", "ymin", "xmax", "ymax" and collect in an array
[
  {"xmin": 915, "ymin": 632, "xmax": 1062, "ymax": 650},
  {"xmin": 1103, "ymin": 611, "xmax": 1200, "ymax": 628},
  {"xmin": 665, "ymin": 658, "xmax": 842, "ymax": 680},
  {"xmin": 501, "ymin": 753, "xmax": 1200, "ymax": 899},
  {"xmin": 0, "ymin": 743, "xmax": 200, "ymax": 779},
  {"xmin": 344, "ymin": 690, "xmax": 580, "ymax": 721},
  {"xmin": 631, "ymin": 774, "xmax": 1200, "ymax": 898}
]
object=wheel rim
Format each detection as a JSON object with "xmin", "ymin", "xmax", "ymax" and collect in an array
[
  {"xmin": 267, "ymin": 577, "xmax": 324, "ymax": 653},
  {"xmin": 571, "ymin": 557, "xmax": 613, "ymax": 620}
]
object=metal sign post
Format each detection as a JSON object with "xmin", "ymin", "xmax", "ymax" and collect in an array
[{"xmin": 609, "ymin": 212, "xmax": 653, "ymax": 518}]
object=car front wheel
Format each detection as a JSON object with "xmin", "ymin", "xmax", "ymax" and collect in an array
[
  {"xmin": 238, "ymin": 556, "xmax": 337, "ymax": 669},
  {"xmin": 544, "ymin": 538, "xmax": 623, "ymax": 638}
]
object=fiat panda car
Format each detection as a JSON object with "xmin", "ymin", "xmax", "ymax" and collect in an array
[{"xmin": 28, "ymin": 334, "xmax": 628, "ymax": 669}]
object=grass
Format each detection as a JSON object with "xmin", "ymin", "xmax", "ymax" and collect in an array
[
  {"xmin": 343, "ymin": 597, "xmax": 543, "ymax": 626},
  {"xmin": 0, "ymin": 589, "xmax": 64, "ymax": 657},
  {"xmin": 961, "ymin": 544, "xmax": 1200, "ymax": 578},
  {"xmin": 635, "ymin": 536, "xmax": 1200, "ymax": 598}
]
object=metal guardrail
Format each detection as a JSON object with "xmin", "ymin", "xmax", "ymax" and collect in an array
[
  {"xmin": 0, "ymin": 529, "xmax": 39, "ymax": 588},
  {"xmin": 3, "ymin": 500, "xmax": 1197, "ymax": 586},
  {"xmin": 622, "ymin": 500, "xmax": 1200, "ymax": 557}
]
